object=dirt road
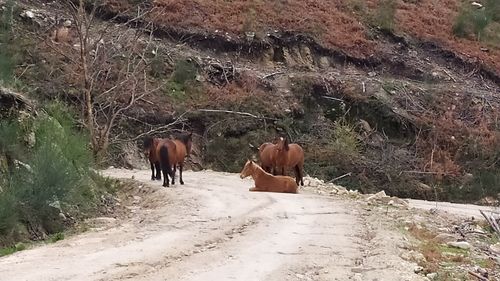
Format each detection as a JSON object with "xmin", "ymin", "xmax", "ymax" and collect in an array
[{"xmin": 0, "ymin": 169, "xmax": 425, "ymax": 281}]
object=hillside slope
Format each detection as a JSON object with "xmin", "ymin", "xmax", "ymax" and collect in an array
[{"xmin": 5, "ymin": 0, "xmax": 500, "ymax": 203}]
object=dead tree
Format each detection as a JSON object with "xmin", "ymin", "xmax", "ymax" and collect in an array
[{"xmin": 47, "ymin": 0, "xmax": 159, "ymax": 159}]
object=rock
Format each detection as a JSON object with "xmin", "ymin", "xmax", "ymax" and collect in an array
[
  {"xmin": 401, "ymin": 250, "xmax": 426, "ymax": 264},
  {"xmin": 447, "ymin": 241, "xmax": 471, "ymax": 250},
  {"xmin": 432, "ymin": 233, "xmax": 456, "ymax": 243},
  {"xmin": 490, "ymin": 243, "xmax": 500, "ymax": 254},
  {"xmin": 318, "ymin": 56, "xmax": 330, "ymax": 69},
  {"xmin": 426, "ymin": 273, "xmax": 438, "ymax": 280},
  {"xmin": 366, "ymin": 190, "xmax": 388, "ymax": 202},
  {"xmin": 368, "ymin": 71, "xmax": 377, "ymax": 77},
  {"xmin": 21, "ymin": 10, "xmax": 35, "ymax": 19},
  {"xmin": 414, "ymin": 266, "xmax": 424, "ymax": 274}
]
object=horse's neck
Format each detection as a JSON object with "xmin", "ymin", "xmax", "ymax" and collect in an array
[{"xmin": 250, "ymin": 164, "xmax": 265, "ymax": 181}]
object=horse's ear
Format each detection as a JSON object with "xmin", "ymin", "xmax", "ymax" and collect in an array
[{"xmin": 284, "ymin": 137, "xmax": 289, "ymax": 149}]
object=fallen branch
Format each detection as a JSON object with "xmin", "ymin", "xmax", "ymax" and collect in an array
[
  {"xmin": 468, "ymin": 271, "xmax": 489, "ymax": 281},
  {"xmin": 261, "ymin": 71, "xmax": 284, "ymax": 79},
  {"xmin": 442, "ymin": 68, "xmax": 457, "ymax": 82},
  {"xmin": 480, "ymin": 210, "xmax": 500, "ymax": 236}
]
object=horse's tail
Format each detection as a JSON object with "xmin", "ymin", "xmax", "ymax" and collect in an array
[{"xmin": 159, "ymin": 145, "xmax": 174, "ymax": 178}]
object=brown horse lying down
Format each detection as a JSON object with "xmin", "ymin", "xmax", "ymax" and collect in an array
[{"xmin": 240, "ymin": 160, "xmax": 298, "ymax": 194}]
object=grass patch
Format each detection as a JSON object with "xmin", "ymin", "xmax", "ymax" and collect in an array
[
  {"xmin": 406, "ymin": 224, "xmax": 471, "ymax": 274},
  {"xmin": 0, "ymin": 243, "xmax": 26, "ymax": 257},
  {"xmin": 372, "ymin": 0, "xmax": 397, "ymax": 32},
  {"xmin": 49, "ymin": 232, "xmax": 65, "ymax": 243}
]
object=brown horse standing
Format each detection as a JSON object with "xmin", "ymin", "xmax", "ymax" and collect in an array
[
  {"xmin": 274, "ymin": 137, "xmax": 304, "ymax": 186},
  {"xmin": 143, "ymin": 133, "xmax": 193, "ymax": 187},
  {"xmin": 169, "ymin": 132, "xmax": 193, "ymax": 185},
  {"xmin": 240, "ymin": 160, "xmax": 298, "ymax": 193},
  {"xmin": 258, "ymin": 142, "xmax": 276, "ymax": 174}
]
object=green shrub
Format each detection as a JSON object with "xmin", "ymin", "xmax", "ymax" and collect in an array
[
  {"xmin": 171, "ymin": 60, "xmax": 197, "ymax": 86},
  {"xmin": 0, "ymin": 120, "xmax": 21, "ymax": 160},
  {"xmin": 332, "ymin": 118, "xmax": 361, "ymax": 157},
  {"xmin": 453, "ymin": 0, "xmax": 499, "ymax": 40},
  {"xmin": 372, "ymin": 0, "xmax": 397, "ymax": 32},
  {"xmin": 0, "ymin": 0, "xmax": 19, "ymax": 84},
  {"xmin": 0, "ymin": 192, "xmax": 17, "ymax": 236},
  {"xmin": 0, "ymin": 101, "xmax": 100, "ymax": 244},
  {"xmin": 50, "ymin": 232, "xmax": 65, "ymax": 243}
]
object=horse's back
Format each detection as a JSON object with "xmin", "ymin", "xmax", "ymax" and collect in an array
[
  {"xmin": 289, "ymin": 143, "xmax": 304, "ymax": 163},
  {"xmin": 156, "ymin": 139, "xmax": 176, "ymax": 160},
  {"xmin": 259, "ymin": 142, "xmax": 275, "ymax": 163}
]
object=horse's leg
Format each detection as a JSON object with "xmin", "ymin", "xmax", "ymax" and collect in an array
[
  {"xmin": 162, "ymin": 166, "xmax": 170, "ymax": 187},
  {"xmin": 299, "ymin": 165, "xmax": 304, "ymax": 186},
  {"xmin": 179, "ymin": 163, "xmax": 184, "ymax": 185},
  {"xmin": 150, "ymin": 161, "xmax": 155, "ymax": 180},
  {"xmin": 171, "ymin": 164, "xmax": 176, "ymax": 185},
  {"xmin": 294, "ymin": 165, "xmax": 301, "ymax": 186},
  {"xmin": 155, "ymin": 161, "xmax": 162, "ymax": 180}
]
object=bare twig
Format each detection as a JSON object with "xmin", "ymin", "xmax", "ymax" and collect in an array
[
  {"xmin": 260, "ymin": 71, "xmax": 285, "ymax": 79},
  {"xmin": 197, "ymin": 109, "xmax": 277, "ymax": 120},
  {"xmin": 326, "ymin": 172, "xmax": 352, "ymax": 183},
  {"xmin": 321, "ymin": 96, "xmax": 344, "ymax": 102}
]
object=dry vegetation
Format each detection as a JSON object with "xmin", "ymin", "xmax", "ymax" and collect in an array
[{"xmin": 105, "ymin": 0, "xmax": 500, "ymax": 74}]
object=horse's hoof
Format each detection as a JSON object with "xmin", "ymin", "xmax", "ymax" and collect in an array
[
  {"xmin": 180, "ymin": 181, "xmax": 184, "ymax": 185},
  {"xmin": 163, "ymin": 184, "xmax": 169, "ymax": 187},
  {"xmin": 156, "ymin": 177, "xmax": 161, "ymax": 181}
]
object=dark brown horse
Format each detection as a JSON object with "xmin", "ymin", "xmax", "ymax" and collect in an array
[
  {"xmin": 143, "ymin": 132, "xmax": 193, "ymax": 187},
  {"xmin": 274, "ymin": 137, "xmax": 304, "ymax": 186},
  {"xmin": 143, "ymin": 137, "xmax": 164, "ymax": 181}
]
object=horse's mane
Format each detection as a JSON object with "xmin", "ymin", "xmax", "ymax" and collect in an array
[{"xmin": 278, "ymin": 136, "xmax": 289, "ymax": 151}]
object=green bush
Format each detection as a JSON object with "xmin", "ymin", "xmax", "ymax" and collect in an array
[
  {"xmin": 453, "ymin": 0, "xmax": 499, "ymax": 40},
  {"xmin": 332, "ymin": 118, "xmax": 361, "ymax": 157},
  {"xmin": 0, "ymin": 0, "xmax": 19, "ymax": 84},
  {"xmin": 171, "ymin": 60, "xmax": 197, "ymax": 87},
  {"xmin": 372, "ymin": 0, "xmax": 397, "ymax": 32},
  {"xmin": 0, "ymin": 101, "xmax": 106, "ymax": 247}
]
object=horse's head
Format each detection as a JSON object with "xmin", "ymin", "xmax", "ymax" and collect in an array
[
  {"xmin": 240, "ymin": 159, "xmax": 255, "ymax": 179},
  {"xmin": 185, "ymin": 132, "xmax": 193, "ymax": 156},
  {"xmin": 178, "ymin": 132, "xmax": 193, "ymax": 156},
  {"xmin": 275, "ymin": 137, "xmax": 289, "ymax": 153},
  {"xmin": 143, "ymin": 137, "xmax": 154, "ymax": 157}
]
